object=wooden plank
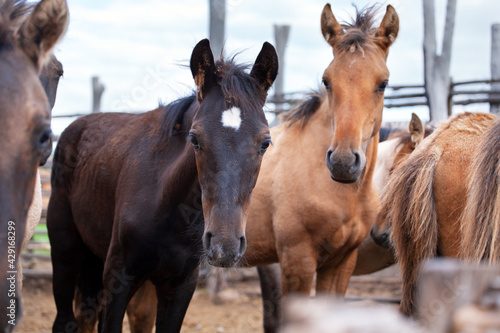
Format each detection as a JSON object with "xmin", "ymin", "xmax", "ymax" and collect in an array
[
  {"xmin": 282, "ymin": 297, "xmax": 423, "ymax": 333},
  {"xmin": 25, "ymin": 242, "xmax": 51, "ymax": 251},
  {"xmin": 417, "ymin": 259, "xmax": 499, "ymax": 333},
  {"xmin": 23, "ymin": 268, "xmax": 52, "ymax": 279},
  {"xmin": 21, "ymin": 253, "xmax": 51, "ymax": 261},
  {"xmin": 451, "ymin": 79, "xmax": 500, "ymax": 87},
  {"xmin": 453, "ymin": 98, "xmax": 500, "ymax": 105}
]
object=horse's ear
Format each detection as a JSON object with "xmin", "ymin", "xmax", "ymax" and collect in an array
[
  {"xmin": 18, "ymin": 0, "xmax": 69, "ymax": 72},
  {"xmin": 250, "ymin": 42, "xmax": 279, "ymax": 93},
  {"xmin": 190, "ymin": 39, "xmax": 218, "ymax": 103},
  {"xmin": 376, "ymin": 5, "xmax": 399, "ymax": 49},
  {"xmin": 321, "ymin": 3, "xmax": 344, "ymax": 48},
  {"xmin": 409, "ymin": 113, "xmax": 424, "ymax": 149}
]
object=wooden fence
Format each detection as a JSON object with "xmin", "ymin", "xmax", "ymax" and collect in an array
[
  {"xmin": 50, "ymin": 77, "xmax": 500, "ymax": 122},
  {"xmin": 268, "ymin": 78, "xmax": 500, "ymax": 114}
]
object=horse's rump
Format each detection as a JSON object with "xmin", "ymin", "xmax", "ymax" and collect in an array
[
  {"xmin": 461, "ymin": 116, "xmax": 500, "ymax": 263},
  {"xmin": 383, "ymin": 112, "xmax": 497, "ymax": 314}
]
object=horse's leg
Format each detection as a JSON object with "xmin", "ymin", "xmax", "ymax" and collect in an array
[
  {"xmin": 99, "ymin": 252, "xmax": 142, "ymax": 333},
  {"xmin": 316, "ymin": 250, "xmax": 357, "ymax": 295},
  {"xmin": 47, "ymin": 194, "xmax": 82, "ymax": 333},
  {"xmin": 126, "ymin": 281, "xmax": 157, "ymax": 333},
  {"xmin": 278, "ymin": 243, "xmax": 317, "ymax": 295},
  {"xmin": 257, "ymin": 264, "xmax": 282, "ymax": 333},
  {"xmin": 74, "ymin": 251, "xmax": 104, "ymax": 333},
  {"xmin": 154, "ymin": 266, "xmax": 199, "ymax": 333}
]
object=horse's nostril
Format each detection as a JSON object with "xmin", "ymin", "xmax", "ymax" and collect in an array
[
  {"xmin": 353, "ymin": 151, "xmax": 361, "ymax": 168},
  {"xmin": 204, "ymin": 232, "xmax": 213, "ymax": 251},
  {"xmin": 325, "ymin": 149, "xmax": 334, "ymax": 169},
  {"xmin": 239, "ymin": 236, "xmax": 247, "ymax": 257},
  {"xmin": 326, "ymin": 149, "xmax": 333, "ymax": 158}
]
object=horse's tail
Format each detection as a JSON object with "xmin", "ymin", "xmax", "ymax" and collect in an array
[
  {"xmin": 461, "ymin": 117, "xmax": 500, "ymax": 263},
  {"xmin": 378, "ymin": 136, "xmax": 442, "ymax": 315}
]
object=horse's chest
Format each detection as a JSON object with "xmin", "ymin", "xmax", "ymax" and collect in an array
[{"xmin": 132, "ymin": 210, "xmax": 204, "ymax": 275}]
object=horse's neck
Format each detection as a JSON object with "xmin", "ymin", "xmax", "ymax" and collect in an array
[
  {"xmin": 159, "ymin": 143, "xmax": 199, "ymax": 209},
  {"xmin": 301, "ymin": 97, "xmax": 334, "ymax": 147},
  {"xmin": 156, "ymin": 108, "xmax": 200, "ymax": 209}
]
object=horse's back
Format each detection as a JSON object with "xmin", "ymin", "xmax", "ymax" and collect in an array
[{"xmin": 50, "ymin": 110, "xmax": 162, "ymax": 258}]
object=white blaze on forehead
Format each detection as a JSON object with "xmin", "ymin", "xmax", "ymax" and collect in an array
[{"xmin": 221, "ymin": 107, "xmax": 242, "ymax": 130}]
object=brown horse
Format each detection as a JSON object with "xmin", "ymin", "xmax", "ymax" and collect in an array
[
  {"xmin": 373, "ymin": 112, "xmax": 498, "ymax": 315},
  {"xmin": 47, "ymin": 39, "xmax": 278, "ymax": 332},
  {"xmin": 0, "ymin": 0, "xmax": 67, "ymax": 330},
  {"xmin": 239, "ymin": 4, "xmax": 399, "ymax": 332}
]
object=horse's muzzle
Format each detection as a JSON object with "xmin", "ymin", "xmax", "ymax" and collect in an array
[
  {"xmin": 203, "ymin": 232, "xmax": 247, "ymax": 267},
  {"xmin": 370, "ymin": 226, "xmax": 392, "ymax": 249},
  {"xmin": 326, "ymin": 148, "xmax": 363, "ymax": 183}
]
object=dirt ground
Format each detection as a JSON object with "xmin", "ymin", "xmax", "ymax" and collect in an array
[
  {"xmin": 16, "ymin": 262, "xmax": 400, "ymax": 333},
  {"xmin": 17, "ymin": 276, "xmax": 264, "ymax": 333}
]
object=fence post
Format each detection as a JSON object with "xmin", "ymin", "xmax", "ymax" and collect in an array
[
  {"xmin": 209, "ymin": 0, "xmax": 225, "ymax": 59},
  {"xmin": 273, "ymin": 24, "xmax": 290, "ymax": 113},
  {"xmin": 491, "ymin": 24, "xmax": 500, "ymax": 114},
  {"xmin": 92, "ymin": 76, "xmax": 105, "ymax": 113}
]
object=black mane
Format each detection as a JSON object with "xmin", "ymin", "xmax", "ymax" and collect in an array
[
  {"xmin": 160, "ymin": 94, "xmax": 197, "ymax": 137},
  {"xmin": 283, "ymin": 90, "xmax": 325, "ymax": 128},
  {"xmin": 336, "ymin": 5, "xmax": 379, "ymax": 53},
  {"xmin": 215, "ymin": 59, "xmax": 264, "ymax": 109}
]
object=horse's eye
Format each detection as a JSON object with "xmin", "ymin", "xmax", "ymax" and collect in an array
[
  {"xmin": 322, "ymin": 78, "xmax": 330, "ymax": 90},
  {"xmin": 188, "ymin": 134, "xmax": 200, "ymax": 150},
  {"xmin": 378, "ymin": 81, "xmax": 388, "ymax": 92},
  {"xmin": 260, "ymin": 139, "xmax": 272, "ymax": 154},
  {"xmin": 38, "ymin": 129, "xmax": 52, "ymax": 148}
]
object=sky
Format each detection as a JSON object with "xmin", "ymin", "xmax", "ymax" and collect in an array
[{"xmin": 50, "ymin": 0, "xmax": 500, "ymax": 134}]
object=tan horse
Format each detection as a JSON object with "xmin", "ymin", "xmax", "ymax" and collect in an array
[
  {"xmin": 373, "ymin": 112, "xmax": 498, "ymax": 315},
  {"xmin": 461, "ymin": 117, "xmax": 500, "ymax": 263},
  {"xmin": 255, "ymin": 113, "xmax": 432, "ymax": 332},
  {"xmin": 238, "ymin": 5, "xmax": 399, "ymax": 332}
]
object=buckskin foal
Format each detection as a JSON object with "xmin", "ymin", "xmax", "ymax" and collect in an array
[{"xmin": 242, "ymin": 4, "xmax": 399, "ymax": 332}]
